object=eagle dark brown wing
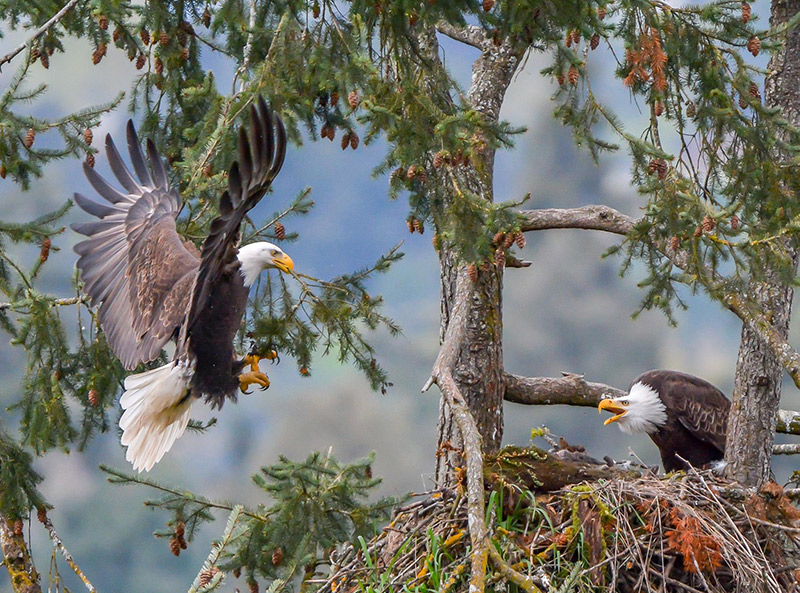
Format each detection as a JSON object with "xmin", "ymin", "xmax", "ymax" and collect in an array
[
  {"xmin": 72, "ymin": 122, "xmax": 199, "ymax": 369},
  {"xmin": 637, "ymin": 369, "xmax": 730, "ymax": 454},
  {"xmin": 183, "ymin": 97, "xmax": 286, "ymax": 341}
]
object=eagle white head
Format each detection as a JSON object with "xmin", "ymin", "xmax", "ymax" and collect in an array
[
  {"xmin": 597, "ymin": 381, "xmax": 668, "ymax": 435},
  {"xmin": 237, "ymin": 241, "xmax": 294, "ymax": 287}
]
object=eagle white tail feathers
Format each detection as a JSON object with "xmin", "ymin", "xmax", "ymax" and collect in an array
[{"xmin": 119, "ymin": 361, "xmax": 195, "ymax": 472}]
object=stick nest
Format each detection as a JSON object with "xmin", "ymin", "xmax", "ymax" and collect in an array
[{"xmin": 321, "ymin": 449, "xmax": 800, "ymax": 593}]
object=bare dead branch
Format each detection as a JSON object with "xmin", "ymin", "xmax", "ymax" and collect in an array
[
  {"xmin": 0, "ymin": 515, "xmax": 41, "ymax": 593},
  {"xmin": 0, "ymin": 296, "xmax": 85, "ymax": 311},
  {"xmin": 0, "ymin": 0, "xmax": 84, "ymax": 72},
  {"xmin": 503, "ymin": 372, "xmax": 800, "ymax": 438},
  {"xmin": 519, "ymin": 206, "xmax": 800, "ymax": 389},
  {"xmin": 435, "ymin": 22, "xmax": 486, "ymax": 49},
  {"xmin": 772, "ymin": 443, "xmax": 800, "ymax": 455},
  {"xmin": 40, "ymin": 514, "xmax": 96, "ymax": 592},
  {"xmin": 425, "ymin": 268, "xmax": 488, "ymax": 593}
]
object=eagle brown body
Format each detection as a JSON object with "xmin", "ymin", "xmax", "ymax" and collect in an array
[
  {"xmin": 72, "ymin": 98, "xmax": 293, "ymax": 470},
  {"xmin": 599, "ymin": 370, "xmax": 730, "ymax": 472}
]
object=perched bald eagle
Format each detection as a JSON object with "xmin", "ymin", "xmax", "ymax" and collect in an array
[
  {"xmin": 598, "ymin": 370, "xmax": 730, "ymax": 472},
  {"xmin": 72, "ymin": 98, "xmax": 294, "ymax": 471}
]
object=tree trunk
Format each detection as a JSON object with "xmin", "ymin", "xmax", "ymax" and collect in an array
[
  {"xmin": 724, "ymin": 0, "xmax": 800, "ymax": 486},
  {"xmin": 433, "ymin": 36, "xmax": 524, "ymax": 486}
]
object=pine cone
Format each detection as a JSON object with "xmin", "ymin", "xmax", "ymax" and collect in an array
[
  {"xmin": 571, "ymin": 30, "xmax": 580, "ymax": 44},
  {"xmin": 494, "ymin": 248, "xmax": 505, "ymax": 269},
  {"xmin": 84, "ymin": 128, "xmax": 93, "ymax": 145},
  {"xmin": 341, "ymin": 132, "xmax": 351, "ymax": 150},
  {"xmin": 25, "ymin": 128, "xmax": 35, "ymax": 149},
  {"xmin": 565, "ymin": 30, "xmax": 573, "ymax": 48},
  {"xmin": 320, "ymin": 122, "xmax": 334, "ymax": 141},
  {"xmin": 515, "ymin": 232, "xmax": 526, "ymax": 249},
  {"xmin": 274, "ymin": 221, "xmax": 286, "ymax": 240},
  {"xmin": 685, "ymin": 101, "xmax": 696, "ymax": 118},
  {"xmin": 738, "ymin": 93, "xmax": 748, "ymax": 109},
  {"xmin": 154, "ymin": 56, "xmax": 163, "ymax": 75},
  {"xmin": 202, "ymin": 163, "xmax": 213, "ymax": 177},
  {"xmin": 170, "ymin": 537, "xmax": 181, "ymax": 556},
  {"xmin": 693, "ymin": 225, "xmax": 703, "ymax": 238},
  {"xmin": 503, "ymin": 233, "xmax": 515, "ymax": 249},
  {"xmin": 702, "ymin": 215, "xmax": 715, "ymax": 232},
  {"xmin": 669, "ymin": 235, "xmax": 680, "ymax": 251},
  {"xmin": 413, "ymin": 218, "xmax": 424, "ymax": 234},
  {"xmin": 98, "ymin": 15, "xmax": 109, "ymax": 30},
  {"xmin": 480, "ymin": 261, "xmax": 491, "ymax": 273},
  {"xmin": 272, "ymin": 547, "xmax": 284, "ymax": 566},
  {"xmin": 348, "ymin": 90, "xmax": 361, "ymax": 109},
  {"xmin": 92, "ymin": 43, "xmax": 107, "ymax": 64},
  {"xmin": 406, "ymin": 218, "xmax": 415, "ymax": 233},
  {"xmin": 647, "ymin": 159, "xmax": 659, "ymax": 175},
  {"xmin": 160, "ymin": 30, "xmax": 170, "ymax": 46},
  {"xmin": 590, "ymin": 33, "xmax": 600, "ymax": 50},
  {"xmin": 0, "ymin": 165, "xmax": 6, "ymax": 179},
  {"xmin": 86, "ymin": 153, "xmax": 96, "ymax": 168},
  {"xmin": 749, "ymin": 81, "xmax": 761, "ymax": 102},
  {"xmin": 181, "ymin": 47, "xmax": 190, "ymax": 61},
  {"xmin": 88, "ymin": 389, "xmax": 99, "ymax": 406},
  {"xmin": 747, "ymin": 36, "xmax": 761, "ymax": 57},
  {"xmin": 136, "ymin": 54, "xmax": 146, "ymax": 70},
  {"xmin": 202, "ymin": 8, "xmax": 211, "ymax": 27},
  {"xmin": 40, "ymin": 237, "xmax": 51, "ymax": 262},
  {"xmin": 568, "ymin": 65, "xmax": 579, "ymax": 85},
  {"xmin": 112, "ymin": 27, "xmax": 123, "ymax": 44},
  {"xmin": 654, "ymin": 100, "xmax": 664, "ymax": 117},
  {"xmin": 407, "ymin": 165, "xmax": 418, "ymax": 179},
  {"xmin": 466, "ymin": 263, "xmax": 478, "ymax": 282},
  {"xmin": 556, "ymin": 73, "xmax": 565, "ymax": 86},
  {"xmin": 199, "ymin": 568, "xmax": 217, "ymax": 587},
  {"xmin": 433, "ymin": 151, "xmax": 446, "ymax": 168},
  {"xmin": 140, "ymin": 28, "xmax": 150, "ymax": 45},
  {"xmin": 391, "ymin": 167, "xmax": 406, "ymax": 183},
  {"xmin": 492, "ymin": 231, "xmax": 506, "ymax": 246},
  {"xmin": 482, "ymin": 0, "xmax": 495, "ymax": 11},
  {"xmin": 40, "ymin": 51, "xmax": 49, "ymax": 69},
  {"xmin": 731, "ymin": 214, "xmax": 740, "ymax": 230},
  {"xmin": 37, "ymin": 507, "xmax": 47, "ymax": 524},
  {"xmin": 742, "ymin": 2, "xmax": 751, "ymax": 24},
  {"xmin": 249, "ymin": 580, "xmax": 259, "ymax": 593},
  {"xmin": 597, "ymin": 6, "xmax": 607, "ymax": 20},
  {"xmin": 13, "ymin": 519, "xmax": 23, "ymax": 536},
  {"xmin": 330, "ymin": 91, "xmax": 339, "ymax": 106},
  {"xmin": 174, "ymin": 522, "xmax": 185, "ymax": 539},
  {"xmin": 349, "ymin": 132, "xmax": 359, "ymax": 150},
  {"xmin": 655, "ymin": 159, "xmax": 668, "ymax": 179}
]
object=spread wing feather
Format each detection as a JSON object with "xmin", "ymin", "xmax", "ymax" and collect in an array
[
  {"xmin": 184, "ymin": 97, "xmax": 286, "ymax": 339},
  {"xmin": 72, "ymin": 122, "xmax": 199, "ymax": 370}
]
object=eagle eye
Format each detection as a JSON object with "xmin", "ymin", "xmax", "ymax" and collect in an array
[
  {"xmin": 621, "ymin": 400, "xmax": 629, "ymax": 406},
  {"xmin": 270, "ymin": 249, "xmax": 279, "ymax": 256}
]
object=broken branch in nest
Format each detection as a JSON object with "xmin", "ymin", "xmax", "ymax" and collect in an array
[{"xmin": 423, "ymin": 267, "xmax": 490, "ymax": 592}]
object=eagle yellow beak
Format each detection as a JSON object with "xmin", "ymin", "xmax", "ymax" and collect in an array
[
  {"xmin": 598, "ymin": 399, "xmax": 627, "ymax": 426},
  {"xmin": 272, "ymin": 252, "xmax": 294, "ymax": 274}
]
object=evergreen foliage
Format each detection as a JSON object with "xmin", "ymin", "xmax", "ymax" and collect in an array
[{"xmin": 102, "ymin": 452, "xmax": 399, "ymax": 592}]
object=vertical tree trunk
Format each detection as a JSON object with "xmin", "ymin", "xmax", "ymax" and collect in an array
[
  {"xmin": 433, "ymin": 37, "xmax": 524, "ymax": 486},
  {"xmin": 724, "ymin": 0, "xmax": 800, "ymax": 486}
]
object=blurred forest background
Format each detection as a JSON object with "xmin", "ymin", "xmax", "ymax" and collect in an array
[{"xmin": 3, "ymin": 6, "xmax": 800, "ymax": 591}]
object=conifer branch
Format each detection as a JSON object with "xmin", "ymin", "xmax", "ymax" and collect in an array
[
  {"xmin": 0, "ymin": 514, "xmax": 40, "ymax": 593},
  {"xmin": 423, "ymin": 267, "xmax": 488, "ymax": 593},
  {"xmin": 503, "ymin": 372, "xmax": 800, "ymax": 438},
  {"xmin": 0, "ymin": 0, "xmax": 84, "ymax": 72},
  {"xmin": 40, "ymin": 513, "xmax": 96, "ymax": 592},
  {"xmin": 187, "ymin": 505, "xmax": 243, "ymax": 593},
  {"xmin": 0, "ymin": 296, "xmax": 85, "ymax": 312}
]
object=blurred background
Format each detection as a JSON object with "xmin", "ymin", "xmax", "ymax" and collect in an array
[{"xmin": 2, "ymin": 20, "xmax": 799, "ymax": 593}]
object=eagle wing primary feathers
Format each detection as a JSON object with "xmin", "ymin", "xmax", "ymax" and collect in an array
[
  {"xmin": 184, "ymin": 97, "xmax": 287, "ymax": 339},
  {"xmin": 72, "ymin": 122, "xmax": 200, "ymax": 369}
]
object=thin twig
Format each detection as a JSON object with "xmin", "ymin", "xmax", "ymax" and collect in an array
[
  {"xmin": 0, "ymin": 0, "xmax": 84, "ymax": 71},
  {"xmin": 41, "ymin": 514, "xmax": 95, "ymax": 592}
]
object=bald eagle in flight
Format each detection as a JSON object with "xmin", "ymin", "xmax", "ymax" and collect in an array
[
  {"xmin": 72, "ymin": 98, "xmax": 294, "ymax": 471},
  {"xmin": 598, "ymin": 370, "xmax": 730, "ymax": 472}
]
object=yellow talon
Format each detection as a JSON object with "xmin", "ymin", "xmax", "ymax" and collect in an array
[
  {"xmin": 243, "ymin": 354, "xmax": 261, "ymax": 372},
  {"xmin": 239, "ymin": 370, "xmax": 270, "ymax": 394}
]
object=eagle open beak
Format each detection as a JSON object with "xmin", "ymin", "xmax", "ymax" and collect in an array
[
  {"xmin": 598, "ymin": 399, "xmax": 627, "ymax": 426},
  {"xmin": 272, "ymin": 253, "xmax": 294, "ymax": 274}
]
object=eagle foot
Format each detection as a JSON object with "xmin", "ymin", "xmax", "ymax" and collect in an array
[{"xmin": 239, "ymin": 370, "xmax": 270, "ymax": 394}]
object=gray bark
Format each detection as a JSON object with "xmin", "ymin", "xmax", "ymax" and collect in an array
[
  {"xmin": 724, "ymin": 0, "xmax": 800, "ymax": 486},
  {"xmin": 432, "ymin": 32, "xmax": 524, "ymax": 486}
]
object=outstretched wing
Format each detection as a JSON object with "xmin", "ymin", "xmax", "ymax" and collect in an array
[
  {"xmin": 640, "ymin": 370, "xmax": 730, "ymax": 453},
  {"xmin": 183, "ymin": 97, "xmax": 286, "ymax": 339},
  {"xmin": 72, "ymin": 122, "xmax": 200, "ymax": 369}
]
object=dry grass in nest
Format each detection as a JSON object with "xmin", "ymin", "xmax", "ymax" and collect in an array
[{"xmin": 320, "ymin": 459, "xmax": 800, "ymax": 593}]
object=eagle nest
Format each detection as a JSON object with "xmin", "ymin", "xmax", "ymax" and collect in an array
[{"xmin": 319, "ymin": 446, "xmax": 800, "ymax": 593}]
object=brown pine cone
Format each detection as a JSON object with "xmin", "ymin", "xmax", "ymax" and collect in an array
[
  {"xmin": 731, "ymin": 214, "xmax": 740, "ymax": 230},
  {"xmin": 98, "ymin": 15, "xmax": 109, "ymax": 30},
  {"xmin": 348, "ymin": 91, "xmax": 361, "ymax": 109},
  {"xmin": 140, "ymin": 28, "xmax": 151, "ymax": 45},
  {"xmin": 135, "ymin": 54, "xmax": 146, "ymax": 70},
  {"xmin": 170, "ymin": 537, "xmax": 181, "ymax": 556},
  {"xmin": 274, "ymin": 222, "xmax": 286, "ymax": 240},
  {"xmin": 654, "ymin": 100, "xmax": 664, "ymax": 117},
  {"xmin": 590, "ymin": 33, "xmax": 600, "ymax": 50},
  {"xmin": 514, "ymin": 232, "xmax": 526, "ymax": 249},
  {"xmin": 349, "ymin": 132, "xmax": 359, "ymax": 150},
  {"xmin": 568, "ymin": 65, "xmax": 579, "ymax": 85},
  {"xmin": 482, "ymin": 0, "xmax": 495, "ymax": 11},
  {"xmin": 86, "ymin": 153, "xmax": 96, "ymax": 168},
  {"xmin": 492, "ymin": 232, "xmax": 506, "ymax": 246},
  {"xmin": 701, "ymin": 215, "xmax": 715, "ymax": 232},
  {"xmin": 88, "ymin": 389, "xmax": 99, "ymax": 406},
  {"xmin": 742, "ymin": 2, "xmax": 751, "ymax": 24},
  {"xmin": 669, "ymin": 235, "xmax": 680, "ymax": 251},
  {"xmin": 747, "ymin": 36, "xmax": 761, "ymax": 57},
  {"xmin": 84, "ymin": 128, "xmax": 93, "ymax": 145},
  {"xmin": 466, "ymin": 263, "xmax": 478, "ymax": 282},
  {"xmin": 202, "ymin": 9, "xmax": 211, "ymax": 28},
  {"xmin": 25, "ymin": 128, "xmax": 35, "ymax": 148},
  {"xmin": 272, "ymin": 547, "xmax": 284, "ymax": 566},
  {"xmin": 154, "ymin": 56, "xmax": 163, "ymax": 75},
  {"xmin": 40, "ymin": 237, "xmax": 51, "ymax": 262},
  {"xmin": 160, "ymin": 30, "xmax": 170, "ymax": 46},
  {"xmin": 413, "ymin": 218, "xmax": 424, "ymax": 234}
]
